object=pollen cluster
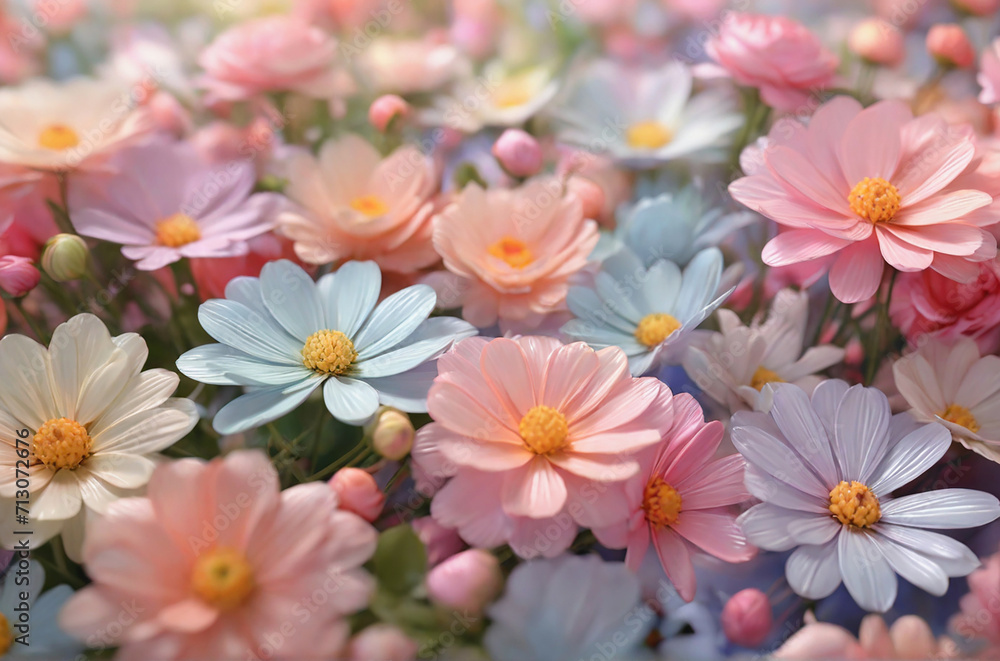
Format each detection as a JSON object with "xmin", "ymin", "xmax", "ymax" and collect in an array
[
  {"xmin": 940, "ymin": 403, "xmax": 979, "ymax": 433},
  {"xmin": 302, "ymin": 330, "xmax": 358, "ymax": 375},
  {"xmin": 643, "ymin": 477, "xmax": 683, "ymax": 528},
  {"xmin": 634, "ymin": 313, "xmax": 681, "ymax": 348},
  {"xmin": 190, "ymin": 547, "xmax": 256, "ymax": 611},
  {"xmin": 750, "ymin": 366, "xmax": 785, "ymax": 391},
  {"xmin": 829, "ymin": 480, "xmax": 881, "ymax": 528},
  {"xmin": 488, "ymin": 237, "xmax": 534, "ymax": 269},
  {"xmin": 155, "ymin": 213, "xmax": 202, "ymax": 248},
  {"xmin": 33, "ymin": 417, "xmax": 92, "ymax": 471},
  {"xmin": 848, "ymin": 177, "xmax": 901, "ymax": 224},
  {"xmin": 626, "ymin": 121, "xmax": 673, "ymax": 150},
  {"xmin": 518, "ymin": 405, "xmax": 569, "ymax": 455},
  {"xmin": 38, "ymin": 124, "xmax": 80, "ymax": 151}
]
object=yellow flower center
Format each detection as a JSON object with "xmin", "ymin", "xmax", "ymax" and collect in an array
[
  {"xmin": 0, "ymin": 612, "xmax": 11, "ymax": 656},
  {"xmin": 829, "ymin": 480, "xmax": 881, "ymax": 528},
  {"xmin": 626, "ymin": 121, "xmax": 673, "ymax": 150},
  {"xmin": 494, "ymin": 79, "xmax": 533, "ymax": 108},
  {"xmin": 488, "ymin": 237, "xmax": 534, "ymax": 269},
  {"xmin": 518, "ymin": 405, "xmax": 569, "ymax": 455},
  {"xmin": 751, "ymin": 366, "xmax": 785, "ymax": 391},
  {"xmin": 643, "ymin": 477, "xmax": 682, "ymax": 527},
  {"xmin": 155, "ymin": 213, "xmax": 202, "ymax": 248},
  {"xmin": 302, "ymin": 329, "xmax": 357, "ymax": 375},
  {"xmin": 349, "ymin": 195, "xmax": 388, "ymax": 218},
  {"xmin": 940, "ymin": 403, "xmax": 979, "ymax": 433},
  {"xmin": 33, "ymin": 417, "xmax": 91, "ymax": 471},
  {"xmin": 190, "ymin": 547, "xmax": 255, "ymax": 611},
  {"xmin": 848, "ymin": 177, "xmax": 901, "ymax": 224},
  {"xmin": 634, "ymin": 313, "xmax": 681, "ymax": 348},
  {"xmin": 37, "ymin": 124, "xmax": 80, "ymax": 150}
]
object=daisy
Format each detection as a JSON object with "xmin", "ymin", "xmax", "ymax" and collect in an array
[
  {"xmin": 59, "ymin": 450, "xmax": 377, "ymax": 660},
  {"xmin": 412, "ymin": 336, "xmax": 673, "ymax": 558},
  {"xmin": 69, "ymin": 141, "xmax": 279, "ymax": 271},
  {"xmin": 550, "ymin": 59, "xmax": 743, "ymax": 167},
  {"xmin": 277, "ymin": 134, "xmax": 440, "ymax": 273},
  {"xmin": 734, "ymin": 380, "xmax": 999, "ymax": 613},
  {"xmin": 729, "ymin": 97, "xmax": 996, "ymax": 304},
  {"xmin": 561, "ymin": 247, "xmax": 733, "ymax": 376},
  {"xmin": 893, "ymin": 337, "xmax": 1000, "ymax": 462},
  {"xmin": 176, "ymin": 259, "xmax": 477, "ymax": 433},
  {"xmin": 683, "ymin": 288, "xmax": 845, "ymax": 411},
  {"xmin": 0, "ymin": 314, "xmax": 199, "ymax": 558},
  {"xmin": 592, "ymin": 392, "xmax": 754, "ymax": 601},
  {"xmin": 0, "ymin": 561, "xmax": 80, "ymax": 659}
]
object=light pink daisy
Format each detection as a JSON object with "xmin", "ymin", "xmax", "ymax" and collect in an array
[
  {"xmin": 412, "ymin": 336, "xmax": 673, "ymax": 559},
  {"xmin": 58, "ymin": 450, "xmax": 377, "ymax": 660},
  {"xmin": 592, "ymin": 393, "xmax": 754, "ymax": 601},
  {"xmin": 729, "ymin": 97, "xmax": 997, "ymax": 303}
]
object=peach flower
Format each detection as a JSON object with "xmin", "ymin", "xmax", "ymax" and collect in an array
[{"xmin": 776, "ymin": 612, "xmax": 957, "ymax": 659}]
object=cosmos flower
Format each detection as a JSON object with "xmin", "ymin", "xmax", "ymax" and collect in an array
[
  {"xmin": 734, "ymin": 380, "xmax": 1000, "ymax": 612},
  {"xmin": 177, "ymin": 260, "xmax": 476, "ymax": 433}
]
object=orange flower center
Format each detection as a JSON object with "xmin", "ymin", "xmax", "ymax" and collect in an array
[
  {"xmin": 33, "ymin": 417, "xmax": 91, "ymax": 470},
  {"xmin": 518, "ymin": 405, "xmax": 569, "ymax": 455},
  {"xmin": 848, "ymin": 177, "xmax": 901, "ymax": 224},
  {"xmin": 940, "ymin": 403, "xmax": 979, "ymax": 433},
  {"xmin": 38, "ymin": 124, "xmax": 80, "ymax": 151},
  {"xmin": 302, "ymin": 329, "xmax": 357, "ymax": 375},
  {"xmin": 751, "ymin": 366, "xmax": 785, "ymax": 391},
  {"xmin": 634, "ymin": 313, "xmax": 681, "ymax": 347},
  {"xmin": 626, "ymin": 121, "xmax": 673, "ymax": 150},
  {"xmin": 643, "ymin": 477, "xmax": 682, "ymax": 527},
  {"xmin": 191, "ymin": 547, "xmax": 255, "ymax": 611},
  {"xmin": 488, "ymin": 237, "xmax": 534, "ymax": 269},
  {"xmin": 829, "ymin": 480, "xmax": 881, "ymax": 528},
  {"xmin": 350, "ymin": 195, "xmax": 388, "ymax": 218},
  {"xmin": 494, "ymin": 79, "xmax": 533, "ymax": 108},
  {"xmin": 155, "ymin": 213, "xmax": 201, "ymax": 248}
]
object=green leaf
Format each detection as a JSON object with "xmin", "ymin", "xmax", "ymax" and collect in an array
[{"xmin": 373, "ymin": 524, "xmax": 428, "ymax": 595}]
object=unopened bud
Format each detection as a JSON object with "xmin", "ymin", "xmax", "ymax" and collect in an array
[
  {"xmin": 372, "ymin": 409, "xmax": 415, "ymax": 460},
  {"xmin": 41, "ymin": 234, "xmax": 89, "ymax": 282}
]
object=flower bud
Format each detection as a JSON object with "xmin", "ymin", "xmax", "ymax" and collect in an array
[
  {"xmin": 329, "ymin": 468, "xmax": 384, "ymax": 522},
  {"xmin": 369, "ymin": 94, "xmax": 410, "ymax": 133},
  {"xmin": 849, "ymin": 18, "xmax": 905, "ymax": 67},
  {"xmin": 566, "ymin": 175, "xmax": 606, "ymax": 221},
  {"xmin": 0, "ymin": 256, "xmax": 40, "ymax": 297},
  {"xmin": 41, "ymin": 234, "xmax": 89, "ymax": 282},
  {"xmin": 348, "ymin": 624, "xmax": 417, "ymax": 661},
  {"xmin": 372, "ymin": 409, "xmax": 415, "ymax": 460},
  {"xmin": 425, "ymin": 548, "xmax": 503, "ymax": 614},
  {"xmin": 927, "ymin": 24, "xmax": 975, "ymax": 69},
  {"xmin": 492, "ymin": 129, "xmax": 543, "ymax": 178},
  {"xmin": 412, "ymin": 516, "xmax": 465, "ymax": 566},
  {"xmin": 721, "ymin": 588, "xmax": 773, "ymax": 647}
]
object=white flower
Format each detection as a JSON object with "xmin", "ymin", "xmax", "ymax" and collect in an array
[
  {"xmin": 550, "ymin": 59, "xmax": 743, "ymax": 168},
  {"xmin": 683, "ymin": 289, "xmax": 845, "ymax": 411},
  {"xmin": 0, "ymin": 561, "xmax": 79, "ymax": 658},
  {"xmin": 733, "ymin": 380, "xmax": 1000, "ymax": 613},
  {"xmin": 0, "ymin": 314, "xmax": 198, "ymax": 558},
  {"xmin": 177, "ymin": 260, "xmax": 477, "ymax": 433},
  {"xmin": 893, "ymin": 337, "xmax": 1000, "ymax": 463},
  {"xmin": 562, "ymin": 247, "xmax": 733, "ymax": 375}
]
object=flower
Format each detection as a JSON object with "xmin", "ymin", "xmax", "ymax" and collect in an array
[
  {"xmin": 0, "ymin": 313, "xmax": 198, "ymax": 557},
  {"xmin": 950, "ymin": 548, "xmax": 1000, "ymax": 650},
  {"xmin": 848, "ymin": 18, "xmax": 905, "ymax": 68},
  {"xmin": 893, "ymin": 337, "xmax": 1000, "ymax": 462},
  {"xmin": 356, "ymin": 36, "xmax": 467, "ymax": 95},
  {"xmin": 58, "ymin": 450, "xmax": 377, "ymax": 659},
  {"xmin": 277, "ymin": 134, "xmax": 440, "ymax": 273},
  {"xmin": 551, "ymin": 59, "xmax": 743, "ymax": 167},
  {"xmin": 412, "ymin": 336, "xmax": 673, "ymax": 558},
  {"xmin": 734, "ymin": 380, "xmax": 1000, "ymax": 612},
  {"xmin": 425, "ymin": 548, "xmax": 503, "ymax": 614},
  {"xmin": 979, "ymin": 39, "xmax": 1000, "ymax": 105},
  {"xmin": 429, "ymin": 179, "xmax": 598, "ymax": 330},
  {"xmin": 683, "ymin": 288, "xmax": 845, "ymax": 411},
  {"xmin": 368, "ymin": 94, "xmax": 410, "ymax": 132},
  {"xmin": 775, "ymin": 612, "xmax": 957, "ymax": 659},
  {"xmin": 0, "ymin": 560, "xmax": 79, "ymax": 659},
  {"xmin": 176, "ymin": 260, "xmax": 476, "ymax": 433},
  {"xmin": 0, "ymin": 76, "xmax": 153, "ymax": 174},
  {"xmin": 729, "ymin": 97, "xmax": 996, "ymax": 303},
  {"xmin": 927, "ymin": 24, "xmax": 975, "ymax": 69},
  {"xmin": 721, "ymin": 588, "xmax": 773, "ymax": 648},
  {"xmin": 492, "ymin": 129, "xmax": 543, "ymax": 178},
  {"xmin": 0, "ymin": 254, "xmax": 40, "ymax": 296},
  {"xmin": 562, "ymin": 247, "xmax": 732, "ymax": 376},
  {"xmin": 483, "ymin": 554, "xmax": 651, "ymax": 661},
  {"xmin": 70, "ymin": 141, "xmax": 279, "ymax": 271},
  {"xmin": 704, "ymin": 13, "xmax": 838, "ymax": 112},
  {"xmin": 329, "ymin": 468, "xmax": 384, "ymax": 522},
  {"xmin": 592, "ymin": 392, "xmax": 754, "ymax": 601}
]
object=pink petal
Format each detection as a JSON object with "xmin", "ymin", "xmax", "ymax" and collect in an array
[
  {"xmin": 427, "ymin": 381, "xmax": 520, "ymax": 441},
  {"xmin": 569, "ymin": 428, "xmax": 662, "ymax": 455},
  {"xmin": 548, "ymin": 451, "xmax": 640, "ymax": 481},
  {"xmin": 672, "ymin": 510, "xmax": 755, "ymax": 563},
  {"xmin": 805, "ymin": 96, "xmax": 862, "ymax": 193},
  {"xmin": 480, "ymin": 337, "xmax": 537, "ymax": 419},
  {"xmin": 434, "ymin": 426, "xmax": 533, "ymax": 471},
  {"xmin": 876, "ymin": 227, "xmax": 934, "ymax": 271},
  {"xmin": 836, "ymin": 100, "xmax": 908, "ymax": 184},
  {"xmin": 570, "ymin": 377, "xmax": 661, "ymax": 437},
  {"xmin": 882, "ymin": 223, "xmax": 985, "ymax": 257},
  {"xmin": 895, "ymin": 190, "xmax": 993, "ymax": 226},
  {"xmin": 624, "ymin": 526, "xmax": 651, "ymax": 571},
  {"xmin": 762, "ymin": 229, "xmax": 853, "ymax": 267},
  {"xmin": 673, "ymin": 455, "xmax": 750, "ymax": 510},
  {"xmin": 157, "ymin": 598, "xmax": 219, "ymax": 633},
  {"xmin": 501, "ymin": 457, "xmax": 568, "ymax": 518},
  {"xmin": 653, "ymin": 526, "xmax": 697, "ymax": 602},
  {"xmin": 539, "ymin": 342, "xmax": 600, "ymax": 411},
  {"xmin": 562, "ymin": 347, "xmax": 631, "ymax": 420},
  {"xmin": 829, "ymin": 237, "xmax": 884, "ymax": 303},
  {"xmin": 766, "ymin": 145, "xmax": 851, "ymax": 215}
]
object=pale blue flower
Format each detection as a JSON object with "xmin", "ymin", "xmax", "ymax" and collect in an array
[
  {"xmin": 2, "ymin": 561, "xmax": 79, "ymax": 659},
  {"xmin": 562, "ymin": 247, "xmax": 733, "ymax": 376},
  {"xmin": 484, "ymin": 554, "xmax": 653, "ymax": 661},
  {"xmin": 177, "ymin": 260, "xmax": 477, "ymax": 432}
]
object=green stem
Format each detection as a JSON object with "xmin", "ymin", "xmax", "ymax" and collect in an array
[
  {"xmin": 51, "ymin": 173, "xmax": 75, "ymax": 235},
  {"xmin": 864, "ymin": 269, "xmax": 898, "ymax": 385}
]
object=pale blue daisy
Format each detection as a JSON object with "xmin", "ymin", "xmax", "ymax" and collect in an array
[
  {"xmin": 177, "ymin": 260, "xmax": 477, "ymax": 432},
  {"xmin": 2, "ymin": 561, "xmax": 80, "ymax": 658},
  {"xmin": 561, "ymin": 247, "xmax": 733, "ymax": 376}
]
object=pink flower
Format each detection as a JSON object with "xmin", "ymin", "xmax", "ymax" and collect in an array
[
  {"xmin": 890, "ymin": 259, "xmax": 1000, "ymax": 354},
  {"xmin": 0, "ymin": 255, "xmax": 40, "ymax": 296},
  {"xmin": 722, "ymin": 589, "xmax": 773, "ymax": 647},
  {"xmin": 927, "ymin": 24, "xmax": 976, "ymax": 69},
  {"xmin": 198, "ymin": 16, "xmax": 351, "ymax": 104},
  {"xmin": 425, "ymin": 549, "xmax": 503, "ymax": 614},
  {"xmin": 329, "ymin": 468, "xmax": 385, "ymax": 523},
  {"xmin": 705, "ymin": 13, "xmax": 838, "ymax": 112},
  {"xmin": 58, "ymin": 450, "xmax": 377, "ymax": 659},
  {"xmin": 951, "ymin": 550, "xmax": 1000, "ymax": 649},
  {"xmin": 368, "ymin": 94, "xmax": 410, "ymax": 132},
  {"xmin": 980, "ymin": 39, "xmax": 1000, "ymax": 105},
  {"xmin": 729, "ymin": 97, "xmax": 996, "ymax": 303},
  {"xmin": 429, "ymin": 179, "xmax": 598, "ymax": 329},
  {"xmin": 412, "ymin": 336, "xmax": 673, "ymax": 558},
  {"xmin": 493, "ymin": 129, "xmax": 543, "ymax": 178},
  {"xmin": 278, "ymin": 134, "xmax": 439, "ymax": 274},
  {"xmin": 189, "ymin": 233, "xmax": 302, "ymax": 301},
  {"xmin": 69, "ymin": 142, "xmax": 279, "ymax": 271},
  {"xmin": 776, "ymin": 613, "xmax": 957, "ymax": 659},
  {"xmin": 591, "ymin": 393, "xmax": 753, "ymax": 600}
]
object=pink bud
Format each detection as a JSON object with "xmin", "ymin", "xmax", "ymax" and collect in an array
[
  {"xmin": 369, "ymin": 95, "xmax": 410, "ymax": 133},
  {"xmin": 0, "ymin": 255, "xmax": 40, "ymax": 297},
  {"xmin": 927, "ymin": 24, "xmax": 975, "ymax": 69},
  {"xmin": 848, "ymin": 18, "xmax": 905, "ymax": 67},
  {"xmin": 721, "ymin": 588, "xmax": 773, "ymax": 648},
  {"xmin": 412, "ymin": 517, "xmax": 465, "ymax": 566},
  {"xmin": 372, "ymin": 409, "xmax": 414, "ymax": 460},
  {"xmin": 566, "ymin": 176, "xmax": 606, "ymax": 221},
  {"xmin": 492, "ymin": 129, "xmax": 543, "ymax": 178},
  {"xmin": 348, "ymin": 624, "xmax": 417, "ymax": 661},
  {"xmin": 329, "ymin": 468, "xmax": 384, "ymax": 523},
  {"xmin": 952, "ymin": 0, "xmax": 999, "ymax": 15},
  {"xmin": 425, "ymin": 548, "xmax": 503, "ymax": 614}
]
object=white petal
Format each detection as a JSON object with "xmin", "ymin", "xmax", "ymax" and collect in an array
[
  {"xmin": 198, "ymin": 299, "xmax": 301, "ymax": 364},
  {"xmin": 90, "ymin": 369, "xmax": 180, "ymax": 431},
  {"xmin": 673, "ymin": 248, "xmax": 723, "ymax": 320},
  {"xmin": 354, "ymin": 317, "xmax": 476, "ymax": 378},
  {"xmin": 74, "ymin": 350, "xmax": 132, "ymax": 425},
  {"xmin": 876, "ymin": 523, "xmax": 980, "ymax": 577},
  {"xmin": 324, "ymin": 377, "xmax": 380, "ymax": 425},
  {"xmin": 31, "ymin": 470, "xmax": 82, "ymax": 521},
  {"xmin": 48, "ymin": 314, "xmax": 117, "ymax": 421},
  {"xmin": 769, "ymin": 384, "xmax": 838, "ymax": 483},
  {"xmin": 869, "ymin": 531, "xmax": 949, "ymax": 596},
  {"xmin": 259, "ymin": 260, "xmax": 323, "ymax": 341},
  {"xmin": 177, "ymin": 344, "xmax": 311, "ymax": 386},
  {"xmin": 834, "ymin": 384, "xmax": 891, "ymax": 483},
  {"xmin": 212, "ymin": 376, "xmax": 324, "ymax": 434},
  {"xmin": 0, "ymin": 334, "xmax": 57, "ymax": 429},
  {"xmin": 738, "ymin": 504, "xmax": 819, "ymax": 552},
  {"xmin": 785, "ymin": 539, "xmax": 842, "ymax": 599},
  {"xmin": 730, "ymin": 424, "xmax": 827, "ymax": 495},
  {"xmin": 319, "ymin": 261, "xmax": 381, "ymax": 337},
  {"xmin": 352, "ymin": 284, "xmax": 436, "ymax": 356},
  {"xmin": 364, "ymin": 361, "xmax": 438, "ymax": 413},
  {"xmin": 880, "ymin": 489, "xmax": 1000, "ymax": 529},
  {"xmin": 91, "ymin": 399, "xmax": 198, "ymax": 454},
  {"xmin": 868, "ymin": 422, "xmax": 951, "ymax": 495},
  {"xmin": 82, "ymin": 453, "xmax": 157, "ymax": 489},
  {"xmin": 838, "ymin": 529, "xmax": 898, "ymax": 613},
  {"xmin": 744, "ymin": 464, "xmax": 829, "ymax": 513},
  {"xmin": 810, "ymin": 379, "xmax": 850, "ymax": 440}
]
